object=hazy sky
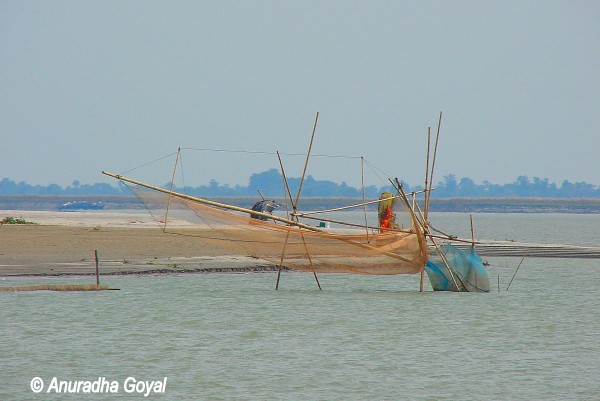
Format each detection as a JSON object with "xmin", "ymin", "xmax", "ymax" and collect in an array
[{"xmin": 2, "ymin": 0, "xmax": 599, "ymax": 189}]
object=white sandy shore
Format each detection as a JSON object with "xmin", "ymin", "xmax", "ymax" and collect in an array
[
  {"xmin": 0, "ymin": 210, "xmax": 277, "ymax": 277},
  {"xmin": 1, "ymin": 209, "xmax": 198, "ymax": 228}
]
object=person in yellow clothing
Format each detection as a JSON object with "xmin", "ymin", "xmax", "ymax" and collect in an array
[{"xmin": 377, "ymin": 191, "xmax": 399, "ymax": 232}]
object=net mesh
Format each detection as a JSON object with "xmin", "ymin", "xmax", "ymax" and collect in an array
[
  {"xmin": 128, "ymin": 185, "xmax": 429, "ymax": 275},
  {"xmin": 425, "ymin": 244, "xmax": 490, "ymax": 292}
]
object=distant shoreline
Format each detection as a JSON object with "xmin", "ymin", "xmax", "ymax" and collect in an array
[{"xmin": 2, "ymin": 195, "xmax": 600, "ymax": 214}]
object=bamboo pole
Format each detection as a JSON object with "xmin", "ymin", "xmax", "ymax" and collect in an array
[
  {"xmin": 413, "ymin": 187, "xmax": 426, "ymax": 294},
  {"xmin": 275, "ymin": 152, "xmax": 294, "ymax": 290},
  {"xmin": 294, "ymin": 112, "xmax": 319, "ymax": 209},
  {"xmin": 410, "ymin": 194, "xmax": 426, "ymax": 228},
  {"xmin": 392, "ymin": 179, "xmax": 430, "ymax": 265},
  {"xmin": 391, "ymin": 178, "xmax": 427, "ymax": 292},
  {"xmin": 277, "ymin": 151, "xmax": 295, "ymax": 213},
  {"xmin": 419, "ymin": 257, "xmax": 425, "ymax": 292},
  {"xmin": 293, "ymin": 112, "xmax": 322, "ymax": 289},
  {"xmin": 164, "ymin": 147, "xmax": 181, "ymax": 232},
  {"xmin": 102, "ymin": 171, "xmax": 322, "ymax": 232},
  {"xmin": 274, "ymin": 151, "xmax": 301, "ymax": 290},
  {"xmin": 470, "ymin": 214, "xmax": 475, "ymax": 245},
  {"xmin": 275, "ymin": 231, "xmax": 291, "ymax": 290},
  {"xmin": 412, "ymin": 201, "xmax": 477, "ymax": 244},
  {"xmin": 361, "ymin": 156, "xmax": 369, "ymax": 241},
  {"xmin": 94, "ymin": 250, "xmax": 99, "ymax": 286},
  {"xmin": 409, "ymin": 185, "xmax": 426, "ymax": 293},
  {"xmin": 406, "ymin": 191, "xmax": 463, "ymax": 292},
  {"xmin": 296, "ymin": 188, "xmax": 430, "ymax": 217},
  {"xmin": 426, "ymin": 112, "xmax": 442, "ymax": 218},
  {"xmin": 430, "ymin": 236, "xmax": 464, "ymax": 292},
  {"xmin": 506, "ymin": 255, "xmax": 526, "ymax": 291},
  {"xmin": 413, "ymin": 199, "xmax": 427, "ymax": 228},
  {"xmin": 415, "ymin": 115, "xmax": 462, "ymax": 292},
  {"xmin": 299, "ymin": 233, "xmax": 322, "ymax": 290},
  {"xmin": 426, "ymin": 220, "xmax": 460, "ymax": 241},
  {"xmin": 299, "ymin": 214, "xmax": 415, "ymax": 234},
  {"xmin": 424, "ymin": 127, "xmax": 431, "ymax": 223}
]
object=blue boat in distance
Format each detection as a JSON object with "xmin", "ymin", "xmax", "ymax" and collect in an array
[{"xmin": 59, "ymin": 200, "xmax": 105, "ymax": 211}]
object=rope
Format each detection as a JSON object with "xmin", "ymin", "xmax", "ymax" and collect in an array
[
  {"xmin": 118, "ymin": 151, "xmax": 179, "ymax": 175},
  {"xmin": 181, "ymin": 147, "xmax": 362, "ymax": 159}
]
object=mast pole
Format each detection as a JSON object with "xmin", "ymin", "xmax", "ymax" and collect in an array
[
  {"xmin": 275, "ymin": 151, "xmax": 295, "ymax": 290},
  {"xmin": 294, "ymin": 112, "xmax": 319, "ymax": 210},
  {"xmin": 163, "ymin": 147, "xmax": 181, "ymax": 232},
  {"xmin": 470, "ymin": 214, "xmax": 475, "ymax": 246},
  {"xmin": 424, "ymin": 127, "xmax": 431, "ymax": 224},
  {"xmin": 392, "ymin": 178, "xmax": 428, "ymax": 292},
  {"xmin": 277, "ymin": 151, "xmax": 296, "ymax": 212},
  {"xmin": 392, "ymin": 178, "xmax": 429, "ymax": 263},
  {"xmin": 293, "ymin": 112, "xmax": 321, "ymax": 290},
  {"xmin": 426, "ymin": 111, "xmax": 442, "ymax": 217},
  {"xmin": 421, "ymin": 128, "xmax": 432, "ymax": 293}
]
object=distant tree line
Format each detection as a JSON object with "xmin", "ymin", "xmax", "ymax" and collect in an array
[
  {"xmin": 431, "ymin": 174, "xmax": 600, "ymax": 198},
  {"xmin": 1, "ymin": 171, "xmax": 599, "ymax": 198},
  {"xmin": 0, "ymin": 178, "xmax": 125, "ymax": 195}
]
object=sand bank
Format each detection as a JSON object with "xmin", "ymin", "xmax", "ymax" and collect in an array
[{"xmin": 0, "ymin": 210, "xmax": 274, "ymax": 277}]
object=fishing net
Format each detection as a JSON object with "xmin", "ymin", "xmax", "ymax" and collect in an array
[
  {"xmin": 127, "ymin": 185, "xmax": 429, "ymax": 275},
  {"xmin": 425, "ymin": 244, "xmax": 490, "ymax": 292}
]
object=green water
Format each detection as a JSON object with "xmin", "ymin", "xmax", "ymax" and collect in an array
[{"xmin": 1, "ymin": 213, "xmax": 599, "ymax": 400}]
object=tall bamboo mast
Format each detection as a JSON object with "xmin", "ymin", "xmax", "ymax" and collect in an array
[
  {"xmin": 421, "ymin": 128, "xmax": 432, "ymax": 293},
  {"xmin": 426, "ymin": 111, "xmax": 442, "ymax": 216},
  {"xmin": 391, "ymin": 178, "xmax": 428, "ymax": 292},
  {"xmin": 277, "ymin": 151, "xmax": 295, "ymax": 213},
  {"xmin": 294, "ymin": 112, "xmax": 319, "ymax": 210},
  {"xmin": 424, "ymin": 127, "xmax": 431, "ymax": 224},
  {"xmin": 283, "ymin": 113, "xmax": 321, "ymax": 289},
  {"xmin": 470, "ymin": 214, "xmax": 475, "ymax": 245},
  {"xmin": 275, "ymin": 151, "xmax": 298, "ymax": 290}
]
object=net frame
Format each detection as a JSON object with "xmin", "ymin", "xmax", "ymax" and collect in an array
[{"xmin": 127, "ymin": 183, "xmax": 429, "ymax": 275}]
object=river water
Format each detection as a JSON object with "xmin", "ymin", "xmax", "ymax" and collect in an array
[{"xmin": 1, "ymin": 213, "xmax": 599, "ymax": 400}]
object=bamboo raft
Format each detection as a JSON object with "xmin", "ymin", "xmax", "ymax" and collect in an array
[{"xmin": 450, "ymin": 242, "xmax": 600, "ymax": 259}]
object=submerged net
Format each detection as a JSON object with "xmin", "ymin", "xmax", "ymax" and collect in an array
[
  {"xmin": 425, "ymin": 244, "xmax": 490, "ymax": 292},
  {"xmin": 128, "ymin": 185, "xmax": 429, "ymax": 275}
]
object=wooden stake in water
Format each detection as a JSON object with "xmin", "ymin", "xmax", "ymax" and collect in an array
[
  {"xmin": 470, "ymin": 214, "xmax": 475, "ymax": 245},
  {"xmin": 94, "ymin": 250, "xmax": 100, "ymax": 286},
  {"xmin": 506, "ymin": 255, "xmax": 526, "ymax": 291}
]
